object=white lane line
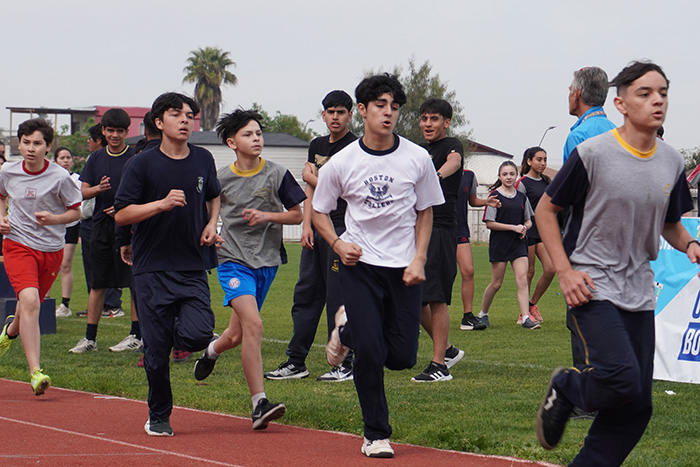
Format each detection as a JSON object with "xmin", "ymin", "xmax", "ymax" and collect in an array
[{"xmin": 0, "ymin": 415, "xmax": 244, "ymax": 467}]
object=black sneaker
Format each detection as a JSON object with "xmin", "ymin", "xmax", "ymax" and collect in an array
[
  {"xmin": 251, "ymin": 398, "xmax": 286, "ymax": 430},
  {"xmin": 411, "ymin": 361, "xmax": 452, "ymax": 382},
  {"xmin": 460, "ymin": 312, "xmax": 487, "ymax": 331},
  {"xmin": 264, "ymin": 361, "xmax": 310, "ymax": 380},
  {"xmin": 536, "ymin": 368, "xmax": 574, "ymax": 449},
  {"xmin": 444, "ymin": 345, "xmax": 464, "ymax": 369},
  {"xmin": 144, "ymin": 417, "xmax": 174, "ymax": 436},
  {"xmin": 194, "ymin": 335, "xmax": 219, "ymax": 381}
]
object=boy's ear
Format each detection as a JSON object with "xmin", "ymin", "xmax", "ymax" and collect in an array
[
  {"xmin": 155, "ymin": 118, "xmax": 164, "ymax": 131},
  {"xmin": 226, "ymin": 137, "xmax": 237, "ymax": 151},
  {"xmin": 613, "ymin": 95, "xmax": 627, "ymax": 117},
  {"xmin": 357, "ymin": 103, "xmax": 367, "ymax": 119}
]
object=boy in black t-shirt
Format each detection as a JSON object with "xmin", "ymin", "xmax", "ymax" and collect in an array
[
  {"xmin": 69, "ymin": 109, "xmax": 139, "ymax": 354},
  {"xmin": 264, "ymin": 90, "xmax": 357, "ymax": 382},
  {"xmin": 412, "ymin": 98, "xmax": 465, "ymax": 382},
  {"xmin": 114, "ymin": 92, "xmax": 221, "ymax": 436}
]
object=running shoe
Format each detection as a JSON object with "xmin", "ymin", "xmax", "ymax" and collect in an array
[
  {"xmin": 30, "ymin": 368, "xmax": 51, "ymax": 396},
  {"xmin": 522, "ymin": 317, "xmax": 541, "ymax": 329},
  {"xmin": 69, "ymin": 338, "xmax": 97, "ymax": 353},
  {"xmin": 172, "ymin": 350, "xmax": 193, "ymax": 363},
  {"xmin": 361, "ymin": 438, "xmax": 394, "ymax": 458},
  {"xmin": 516, "ymin": 314, "xmax": 524, "ymax": 325},
  {"xmin": 251, "ymin": 398, "xmax": 286, "ymax": 430},
  {"xmin": 0, "ymin": 315, "xmax": 15, "ymax": 358},
  {"xmin": 317, "ymin": 364, "xmax": 353, "ymax": 382},
  {"xmin": 194, "ymin": 334, "xmax": 220, "ymax": 381},
  {"xmin": 536, "ymin": 368, "xmax": 574, "ymax": 449},
  {"xmin": 530, "ymin": 304, "xmax": 543, "ymax": 324},
  {"xmin": 55, "ymin": 303, "xmax": 72, "ymax": 318},
  {"xmin": 109, "ymin": 334, "xmax": 143, "ymax": 352},
  {"xmin": 478, "ymin": 315, "xmax": 491, "ymax": 328},
  {"xmin": 102, "ymin": 307, "xmax": 125, "ymax": 318},
  {"xmin": 75, "ymin": 310, "xmax": 88, "ymax": 317},
  {"xmin": 444, "ymin": 345, "xmax": 464, "ymax": 369},
  {"xmin": 144, "ymin": 417, "xmax": 173, "ymax": 436},
  {"xmin": 264, "ymin": 361, "xmax": 310, "ymax": 380},
  {"xmin": 326, "ymin": 306, "xmax": 349, "ymax": 367},
  {"xmin": 460, "ymin": 312, "xmax": 487, "ymax": 330},
  {"xmin": 411, "ymin": 361, "xmax": 453, "ymax": 382}
]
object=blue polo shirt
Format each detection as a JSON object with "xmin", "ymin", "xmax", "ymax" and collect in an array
[{"xmin": 563, "ymin": 106, "xmax": 616, "ymax": 163}]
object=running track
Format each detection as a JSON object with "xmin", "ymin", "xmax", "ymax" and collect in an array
[{"xmin": 0, "ymin": 379, "xmax": 560, "ymax": 466}]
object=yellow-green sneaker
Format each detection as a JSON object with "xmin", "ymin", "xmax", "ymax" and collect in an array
[
  {"xmin": 30, "ymin": 369, "xmax": 51, "ymax": 396},
  {"xmin": 0, "ymin": 315, "xmax": 15, "ymax": 359}
]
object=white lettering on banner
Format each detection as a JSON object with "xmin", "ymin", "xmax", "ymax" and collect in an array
[{"xmin": 679, "ymin": 323, "xmax": 700, "ymax": 362}]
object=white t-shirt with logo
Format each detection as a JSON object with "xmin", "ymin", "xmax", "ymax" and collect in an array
[{"xmin": 313, "ymin": 135, "xmax": 444, "ymax": 268}]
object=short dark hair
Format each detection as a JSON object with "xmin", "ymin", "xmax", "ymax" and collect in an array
[
  {"xmin": 355, "ymin": 73, "xmax": 407, "ymax": 108},
  {"xmin": 53, "ymin": 146, "xmax": 72, "ymax": 161},
  {"xmin": 18, "ymin": 118, "xmax": 54, "ymax": 146},
  {"xmin": 419, "ymin": 98, "xmax": 453, "ymax": 120},
  {"xmin": 611, "ymin": 61, "xmax": 669, "ymax": 96},
  {"xmin": 216, "ymin": 109, "xmax": 264, "ymax": 144},
  {"xmin": 571, "ymin": 67, "xmax": 610, "ymax": 107},
  {"xmin": 88, "ymin": 123, "xmax": 107, "ymax": 147},
  {"xmin": 142, "ymin": 111, "xmax": 160, "ymax": 138},
  {"xmin": 150, "ymin": 92, "xmax": 200, "ymax": 123},
  {"xmin": 322, "ymin": 90, "xmax": 353, "ymax": 111},
  {"xmin": 101, "ymin": 108, "xmax": 131, "ymax": 129}
]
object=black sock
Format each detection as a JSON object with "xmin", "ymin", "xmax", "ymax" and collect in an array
[
  {"xmin": 62, "ymin": 297, "xmax": 70, "ymax": 307},
  {"xmin": 131, "ymin": 321, "xmax": 141, "ymax": 340},
  {"xmin": 86, "ymin": 324, "xmax": 98, "ymax": 342}
]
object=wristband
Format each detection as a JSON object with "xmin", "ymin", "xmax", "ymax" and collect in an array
[
  {"xmin": 687, "ymin": 240, "xmax": 700, "ymax": 250},
  {"xmin": 331, "ymin": 237, "xmax": 341, "ymax": 249}
]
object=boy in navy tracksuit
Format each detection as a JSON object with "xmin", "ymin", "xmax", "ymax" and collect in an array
[{"xmin": 115, "ymin": 92, "xmax": 221, "ymax": 436}]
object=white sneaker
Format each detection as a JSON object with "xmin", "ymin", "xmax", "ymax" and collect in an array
[
  {"xmin": 55, "ymin": 303, "xmax": 72, "ymax": 318},
  {"xmin": 69, "ymin": 338, "xmax": 97, "ymax": 353},
  {"xmin": 326, "ymin": 306, "xmax": 349, "ymax": 367},
  {"xmin": 109, "ymin": 334, "xmax": 143, "ymax": 352},
  {"xmin": 361, "ymin": 438, "xmax": 394, "ymax": 458},
  {"xmin": 102, "ymin": 307, "xmax": 125, "ymax": 318}
]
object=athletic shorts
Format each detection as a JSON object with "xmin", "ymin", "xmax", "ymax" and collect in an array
[
  {"xmin": 423, "ymin": 226, "xmax": 457, "ymax": 305},
  {"xmin": 217, "ymin": 261, "xmax": 278, "ymax": 311},
  {"xmin": 64, "ymin": 223, "xmax": 80, "ymax": 245},
  {"xmin": 527, "ymin": 236, "xmax": 542, "ymax": 247},
  {"xmin": 2, "ymin": 238, "xmax": 63, "ymax": 301},
  {"xmin": 89, "ymin": 218, "xmax": 132, "ymax": 289},
  {"xmin": 457, "ymin": 234, "xmax": 470, "ymax": 245}
]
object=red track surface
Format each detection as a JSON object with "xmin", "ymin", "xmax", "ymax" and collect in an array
[{"xmin": 0, "ymin": 379, "xmax": 559, "ymax": 466}]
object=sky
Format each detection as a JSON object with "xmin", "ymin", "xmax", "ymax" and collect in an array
[{"xmin": 1, "ymin": 0, "xmax": 698, "ymax": 167}]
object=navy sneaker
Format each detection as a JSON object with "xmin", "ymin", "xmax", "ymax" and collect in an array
[
  {"xmin": 144, "ymin": 417, "xmax": 174, "ymax": 436},
  {"xmin": 252, "ymin": 398, "xmax": 286, "ymax": 430},
  {"xmin": 536, "ymin": 368, "xmax": 574, "ymax": 449},
  {"xmin": 194, "ymin": 334, "xmax": 219, "ymax": 381}
]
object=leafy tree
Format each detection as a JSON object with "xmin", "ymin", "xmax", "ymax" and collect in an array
[
  {"xmin": 183, "ymin": 47, "xmax": 238, "ymax": 131},
  {"xmin": 251, "ymin": 103, "xmax": 318, "ymax": 142},
  {"xmin": 681, "ymin": 146, "xmax": 700, "ymax": 172},
  {"xmin": 348, "ymin": 58, "xmax": 470, "ymax": 144},
  {"xmin": 55, "ymin": 118, "xmax": 95, "ymax": 172}
]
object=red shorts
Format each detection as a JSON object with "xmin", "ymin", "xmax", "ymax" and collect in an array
[{"xmin": 2, "ymin": 238, "xmax": 63, "ymax": 301}]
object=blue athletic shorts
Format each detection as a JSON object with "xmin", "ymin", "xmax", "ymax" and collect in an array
[{"xmin": 217, "ymin": 261, "xmax": 278, "ymax": 311}]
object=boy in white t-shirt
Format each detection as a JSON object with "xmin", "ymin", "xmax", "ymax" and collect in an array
[
  {"xmin": 0, "ymin": 118, "xmax": 82, "ymax": 395},
  {"xmin": 312, "ymin": 74, "xmax": 444, "ymax": 458}
]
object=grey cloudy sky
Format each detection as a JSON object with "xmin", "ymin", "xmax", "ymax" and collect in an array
[{"xmin": 1, "ymin": 0, "xmax": 698, "ymax": 166}]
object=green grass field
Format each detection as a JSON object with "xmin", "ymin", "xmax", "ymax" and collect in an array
[{"xmin": 2, "ymin": 243, "xmax": 699, "ymax": 466}]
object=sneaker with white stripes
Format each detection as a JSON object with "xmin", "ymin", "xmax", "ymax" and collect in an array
[
  {"xmin": 411, "ymin": 361, "xmax": 452, "ymax": 382},
  {"xmin": 109, "ymin": 334, "xmax": 143, "ymax": 352},
  {"xmin": 361, "ymin": 438, "xmax": 394, "ymax": 458}
]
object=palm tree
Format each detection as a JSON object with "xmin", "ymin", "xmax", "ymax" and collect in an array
[{"xmin": 182, "ymin": 47, "xmax": 238, "ymax": 130}]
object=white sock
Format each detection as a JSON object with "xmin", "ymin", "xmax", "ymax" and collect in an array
[
  {"xmin": 477, "ymin": 311, "xmax": 487, "ymax": 318},
  {"xmin": 207, "ymin": 341, "xmax": 219, "ymax": 358},
  {"xmin": 252, "ymin": 392, "xmax": 266, "ymax": 409}
]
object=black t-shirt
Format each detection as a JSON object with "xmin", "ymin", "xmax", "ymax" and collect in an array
[
  {"xmin": 421, "ymin": 137, "xmax": 464, "ymax": 228},
  {"xmin": 308, "ymin": 131, "xmax": 357, "ymax": 228},
  {"xmin": 80, "ymin": 146, "xmax": 136, "ymax": 224},
  {"xmin": 114, "ymin": 144, "xmax": 221, "ymax": 274}
]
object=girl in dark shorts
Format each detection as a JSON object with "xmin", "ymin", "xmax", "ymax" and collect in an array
[
  {"xmin": 515, "ymin": 147, "xmax": 554, "ymax": 325},
  {"xmin": 477, "ymin": 161, "xmax": 539, "ymax": 329},
  {"xmin": 54, "ymin": 147, "xmax": 82, "ymax": 318}
]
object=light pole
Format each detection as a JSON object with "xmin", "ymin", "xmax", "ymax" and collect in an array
[
  {"xmin": 303, "ymin": 119, "xmax": 315, "ymax": 132},
  {"xmin": 538, "ymin": 125, "xmax": 556, "ymax": 146}
]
